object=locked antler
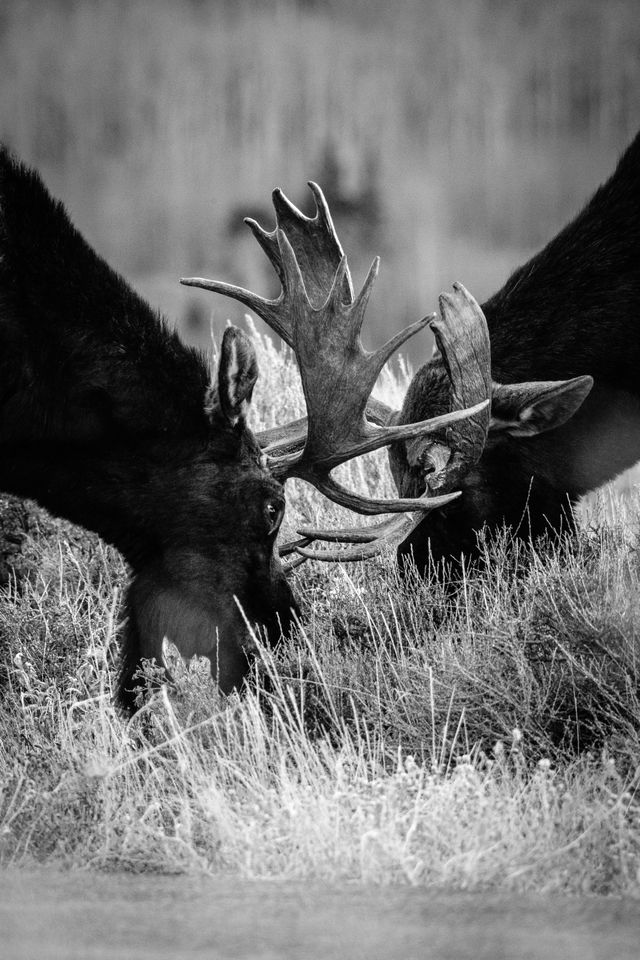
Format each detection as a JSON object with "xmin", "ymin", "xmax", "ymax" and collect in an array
[
  {"xmin": 181, "ymin": 184, "xmax": 490, "ymax": 560},
  {"xmin": 293, "ymin": 281, "xmax": 492, "ymax": 560}
]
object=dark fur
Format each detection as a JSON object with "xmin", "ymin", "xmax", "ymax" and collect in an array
[
  {"xmin": 391, "ymin": 132, "xmax": 640, "ymax": 571},
  {"xmin": 0, "ymin": 146, "xmax": 298, "ymax": 714}
]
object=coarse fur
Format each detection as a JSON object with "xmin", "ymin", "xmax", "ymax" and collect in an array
[
  {"xmin": 391, "ymin": 131, "xmax": 640, "ymax": 571},
  {"xmin": 0, "ymin": 146, "xmax": 298, "ymax": 715}
]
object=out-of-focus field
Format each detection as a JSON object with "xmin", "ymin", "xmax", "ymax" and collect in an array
[
  {"xmin": 2, "ymin": 0, "xmax": 639, "ymax": 362},
  {"xmin": 3, "ymin": 870, "xmax": 640, "ymax": 960}
]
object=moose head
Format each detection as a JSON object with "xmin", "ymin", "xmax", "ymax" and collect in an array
[
  {"xmin": 183, "ymin": 183, "xmax": 493, "ymax": 566},
  {"xmin": 386, "ymin": 132, "xmax": 640, "ymax": 572},
  {"xmin": 0, "ymin": 148, "xmax": 487, "ymax": 714},
  {"xmin": 203, "ymin": 165, "xmax": 615, "ymax": 585}
]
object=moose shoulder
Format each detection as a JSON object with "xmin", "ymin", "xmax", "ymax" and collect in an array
[{"xmin": 390, "ymin": 132, "xmax": 640, "ymax": 571}]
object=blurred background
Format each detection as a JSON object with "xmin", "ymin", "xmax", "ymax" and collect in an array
[{"xmin": 2, "ymin": 0, "xmax": 639, "ymax": 367}]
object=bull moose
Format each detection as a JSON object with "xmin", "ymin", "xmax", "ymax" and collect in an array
[
  {"xmin": 390, "ymin": 131, "xmax": 640, "ymax": 572},
  {"xmin": 209, "ymin": 134, "xmax": 639, "ymax": 575},
  {"xmin": 0, "ymin": 146, "xmax": 485, "ymax": 713}
]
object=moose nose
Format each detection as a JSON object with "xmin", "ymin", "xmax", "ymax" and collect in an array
[{"xmin": 421, "ymin": 442, "xmax": 452, "ymax": 483}]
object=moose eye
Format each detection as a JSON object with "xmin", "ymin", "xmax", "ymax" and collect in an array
[{"xmin": 264, "ymin": 500, "xmax": 284, "ymax": 536}]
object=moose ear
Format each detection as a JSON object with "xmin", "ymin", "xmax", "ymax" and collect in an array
[
  {"xmin": 208, "ymin": 326, "xmax": 259, "ymax": 428},
  {"xmin": 490, "ymin": 375, "xmax": 593, "ymax": 438}
]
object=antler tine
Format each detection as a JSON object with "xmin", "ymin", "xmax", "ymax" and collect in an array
[
  {"xmin": 273, "ymin": 183, "xmax": 354, "ymax": 305},
  {"xmin": 180, "ymin": 274, "xmax": 294, "ymax": 348},
  {"xmin": 376, "ymin": 314, "xmax": 435, "ymax": 370},
  {"xmin": 278, "ymin": 535, "xmax": 314, "ymax": 556},
  {"xmin": 245, "ymin": 183, "xmax": 354, "ymax": 309},
  {"xmin": 272, "ymin": 186, "xmax": 309, "ymax": 224},
  {"xmin": 338, "ymin": 255, "xmax": 379, "ymax": 347},
  {"xmin": 181, "ymin": 228, "xmax": 310, "ymax": 350},
  {"xmin": 244, "ymin": 216, "xmax": 282, "ymax": 282},
  {"xmin": 257, "ymin": 396, "xmax": 395, "ymax": 459},
  {"xmin": 427, "ymin": 282, "xmax": 491, "ymax": 492},
  {"xmin": 266, "ymin": 397, "xmax": 488, "ymax": 481},
  {"xmin": 281, "ymin": 553, "xmax": 309, "ymax": 572},
  {"xmin": 276, "ymin": 228, "xmax": 310, "ymax": 306},
  {"xmin": 393, "ymin": 281, "xmax": 492, "ymax": 502},
  {"xmin": 181, "ymin": 179, "xmax": 352, "ymax": 347},
  {"xmin": 310, "ymin": 479, "xmax": 461, "ymax": 515},
  {"xmin": 324, "ymin": 253, "xmax": 353, "ymax": 317},
  {"xmin": 307, "ymin": 180, "xmax": 334, "ymax": 229},
  {"xmin": 243, "ymin": 184, "xmax": 328, "ymax": 289},
  {"xmin": 292, "ymin": 511, "xmax": 430, "ymax": 562}
]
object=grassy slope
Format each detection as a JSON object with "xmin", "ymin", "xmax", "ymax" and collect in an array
[
  {"xmin": 1, "ymin": 0, "xmax": 640, "ymax": 892},
  {"xmin": 1, "ymin": 332, "xmax": 639, "ymax": 893}
]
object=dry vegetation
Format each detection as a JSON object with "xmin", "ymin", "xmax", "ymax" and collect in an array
[
  {"xmin": 1, "ymin": 0, "xmax": 640, "ymax": 894},
  {"xmin": 1, "ymin": 332, "xmax": 639, "ymax": 893}
]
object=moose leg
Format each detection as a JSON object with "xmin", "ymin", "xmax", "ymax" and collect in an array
[
  {"xmin": 115, "ymin": 623, "xmax": 168, "ymax": 718},
  {"xmin": 116, "ymin": 580, "xmax": 173, "ymax": 717}
]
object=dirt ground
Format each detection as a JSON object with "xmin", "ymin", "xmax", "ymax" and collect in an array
[{"xmin": 1, "ymin": 868, "xmax": 639, "ymax": 959}]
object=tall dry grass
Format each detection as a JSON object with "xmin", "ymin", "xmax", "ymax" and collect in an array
[{"xmin": 1, "ymin": 329, "xmax": 639, "ymax": 890}]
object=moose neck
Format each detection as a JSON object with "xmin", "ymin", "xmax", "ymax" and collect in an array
[
  {"xmin": 476, "ymin": 133, "xmax": 640, "ymax": 496},
  {"xmin": 482, "ymin": 132, "xmax": 640, "ymax": 392}
]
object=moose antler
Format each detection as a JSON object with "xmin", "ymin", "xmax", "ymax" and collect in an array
[
  {"xmin": 181, "ymin": 184, "xmax": 490, "ymax": 559},
  {"xmin": 291, "ymin": 281, "xmax": 492, "ymax": 560}
]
